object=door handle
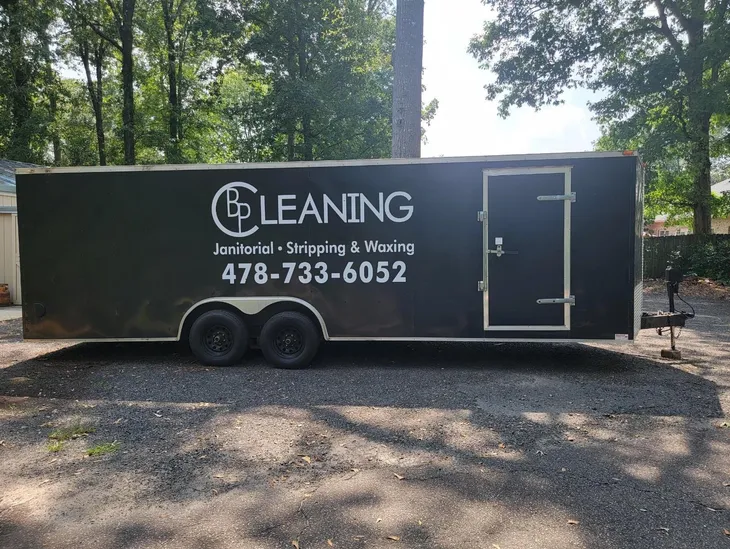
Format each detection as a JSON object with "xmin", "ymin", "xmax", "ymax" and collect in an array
[{"xmin": 486, "ymin": 245, "xmax": 518, "ymax": 257}]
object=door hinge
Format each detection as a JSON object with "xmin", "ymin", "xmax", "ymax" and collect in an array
[
  {"xmin": 537, "ymin": 192, "xmax": 576, "ymax": 202},
  {"xmin": 478, "ymin": 281, "xmax": 486, "ymax": 292},
  {"xmin": 537, "ymin": 296, "xmax": 575, "ymax": 306},
  {"xmin": 477, "ymin": 211, "xmax": 485, "ymax": 222}
]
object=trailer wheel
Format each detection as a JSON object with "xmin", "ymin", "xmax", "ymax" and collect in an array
[
  {"xmin": 189, "ymin": 310, "xmax": 249, "ymax": 366},
  {"xmin": 259, "ymin": 311, "xmax": 320, "ymax": 369}
]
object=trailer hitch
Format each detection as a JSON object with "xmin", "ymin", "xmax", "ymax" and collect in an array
[{"xmin": 640, "ymin": 266, "xmax": 695, "ymax": 359}]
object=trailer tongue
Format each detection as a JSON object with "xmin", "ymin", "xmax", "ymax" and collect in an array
[{"xmin": 640, "ymin": 267, "xmax": 695, "ymax": 359}]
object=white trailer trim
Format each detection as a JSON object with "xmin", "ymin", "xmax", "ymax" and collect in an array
[
  {"xmin": 327, "ymin": 337, "xmax": 633, "ymax": 344},
  {"xmin": 176, "ymin": 296, "xmax": 330, "ymax": 340},
  {"xmin": 15, "ymin": 151, "xmax": 636, "ymax": 175},
  {"xmin": 27, "ymin": 336, "xmax": 632, "ymax": 344}
]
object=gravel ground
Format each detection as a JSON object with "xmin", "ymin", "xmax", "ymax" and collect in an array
[{"xmin": 1, "ymin": 295, "xmax": 729, "ymax": 549}]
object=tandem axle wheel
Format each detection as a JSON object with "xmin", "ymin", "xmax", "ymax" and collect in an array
[{"xmin": 188, "ymin": 308, "xmax": 320, "ymax": 369}]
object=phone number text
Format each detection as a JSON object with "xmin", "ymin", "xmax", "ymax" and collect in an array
[{"xmin": 221, "ymin": 261, "xmax": 407, "ymax": 285}]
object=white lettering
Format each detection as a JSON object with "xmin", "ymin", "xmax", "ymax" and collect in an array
[
  {"xmin": 298, "ymin": 193, "xmax": 324, "ymax": 224},
  {"xmin": 384, "ymin": 191, "xmax": 414, "ymax": 223},
  {"xmin": 323, "ymin": 194, "xmax": 347, "ymax": 223},
  {"xmin": 360, "ymin": 193, "xmax": 384, "ymax": 222},
  {"xmin": 347, "ymin": 193, "xmax": 360, "ymax": 223},
  {"xmin": 285, "ymin": 240, "xmax": 347, "ymax": 257},
  {"xmin": 363, "ymin": 240, "xmax": 415, "ymax": 255},
  {"xmin": 260, "ymin": 195, "xmax": 276, "ymax": 225},
  {"xmin": 278, "ymin": 195, "xmax": 297, "ymax": 224},
  {"xmin": 213, "ymin": 241, "xmax": 274, "ymax": 256},
  {"xmin": 214, "ymin": 182, "xmax": 415, "ymax": 236}
]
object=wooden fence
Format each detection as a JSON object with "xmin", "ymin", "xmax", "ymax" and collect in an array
[{"xmin": 643, "ymin": 234, "xmax": 730, "ymax": 279}]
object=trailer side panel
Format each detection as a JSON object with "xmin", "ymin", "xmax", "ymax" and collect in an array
[{"xmin": 17, "ymin": 155, "xmax": 638, "ymax": 341}]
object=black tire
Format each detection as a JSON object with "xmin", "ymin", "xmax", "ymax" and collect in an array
[
  {"xmin": 189, "ymin": 310, "xmax": 249, "ymax": 366},
  {"xmin": 259, "ymin": 311, "xmax": 320, "ymax": 369}
]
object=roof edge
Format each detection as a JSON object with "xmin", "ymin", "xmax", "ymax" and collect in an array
[{"xmin": 15, "ymin": 151, "xmax": 637, "ymax": 175}]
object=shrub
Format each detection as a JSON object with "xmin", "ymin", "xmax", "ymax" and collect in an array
[{"xmin": 686, "ymin": 239, "xmax": 730, "ymax": 283}]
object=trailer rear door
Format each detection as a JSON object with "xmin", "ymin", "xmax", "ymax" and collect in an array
[{"xmin": 481, "ymin": 167, "xmax": 573, "ymax": 332}]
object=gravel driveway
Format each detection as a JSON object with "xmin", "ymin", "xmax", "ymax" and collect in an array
[{"xmin": 1, "ymin": 295, "xmax": 729, "ymax": 549}]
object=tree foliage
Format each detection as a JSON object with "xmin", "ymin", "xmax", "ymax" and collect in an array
[
  {"xmin": 0, "ymin": 0, "xmax": 58, "ymax": 163},
  {"xmin": 469, "ymin": 0, "xmax": 730, "ymax": 234},
  {"xmin": 0, "ymin": 0, "xmax": 416, "ymax": 166}
]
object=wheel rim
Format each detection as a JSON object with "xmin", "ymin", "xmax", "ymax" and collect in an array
[
  {"xmin": 204, "ymin": 324, "xmax": 233, "ymax": 354},
  {"xmin": 274, "ymin": 327, "xmax": 304, "ymax": 357}
]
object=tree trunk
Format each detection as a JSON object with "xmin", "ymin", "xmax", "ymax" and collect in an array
[
  {"xmin": 391, "ymin": 0, "xmax": 424, "ymax": 159},
  {"xmin": 41, "ymin": 26, "xmax": 61, "ymax": 166},
  {"xmin": 80, "ymin": 41, "xmax": 107, "ymax": 165},
  {"xmin": 302, "ymin": 116, "xmax": 313, "ymax": 161},
  {"xmin": 286, "ymin": 9, "xmax": 297, "ymax": 162},
  {"xmin": 49, "ymin": 91, "xmax": 61, "ymax": 165},
  {"xmin": 3, "ymin": 0, "xmax": 34, "ymax": 162},
  {"xmin": 120, "ymin": 0, "xmax": 136, "ymax": 165},
  {"xmin": 161, "ymin": 0, "xmax": 181, "ymax": 163},
  {"xmin": 687, "ymin": 101, "xmax": 712, "ymax": 235},
  {"xmin": 287, "ymin": 129, "xmax": 295, "ymax": 161},
  {"xmin": 296, "ymin": 11, "xmax": 313, "ymax": 161},
  {"xmin": 684, "ymin": 13, "xmax": 712, "ymax": 235},
  {"xmin": 76, "ymin": 0, "xmax": 135, "ymax": 163},
  {"xmin": 94, "ymin": 43, "xmax": 107, "ymax": 166}
]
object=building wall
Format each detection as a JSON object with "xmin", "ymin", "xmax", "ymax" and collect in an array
[
  {"xmin": 645, "ymin": 220, "xmax": 690, "ymax": 236},
  {"xmin": 0, "ymin": 192, "xmax": 20, "ymax": 303},
  {"xmin": 647, "ymin": 217, "xmax": 730, "ymax": 236},
  {"xmin": 712, "ymin": 217, "xmax": 730, "ymax": 234}
]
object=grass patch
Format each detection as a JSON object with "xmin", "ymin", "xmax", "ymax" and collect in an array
[
  {"xmin": 49, "ymin": 423, "xmax": 95, "ymax": 442},
  {"xmin": 86, "ymin": 441, "xmax": 120, "ymax": 456},
  {"xmin": 47, "ymin": 440, "xmax": 64, "ymax": 452}
]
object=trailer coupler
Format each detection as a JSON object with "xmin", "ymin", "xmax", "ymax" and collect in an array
[
  {"xmin": 639, "ymin": 266, "xmax": 695, "ymax": 359},
  {"xmin": 640, "ymin": 311, "xmax": 689, "ymax": 330}
]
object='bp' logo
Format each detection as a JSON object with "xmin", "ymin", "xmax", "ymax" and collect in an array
[
  {"xmin": 211, "ymin": 182, "xmax": 258, "ymax": 238},
  {"xmin": 211, "ymin": 181, "xmax": 415, "ymax": 238}
]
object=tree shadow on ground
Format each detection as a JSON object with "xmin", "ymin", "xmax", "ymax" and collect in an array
[{"xmin": 0, "ymin": 336, "xmax": 727, "ymax": 549}]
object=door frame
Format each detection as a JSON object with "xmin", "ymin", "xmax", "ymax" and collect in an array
[{"xmin": 482, "ymin": 166, "xmax": 573, "ymax": 331}]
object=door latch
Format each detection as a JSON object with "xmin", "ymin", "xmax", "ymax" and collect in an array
[
  {"xmin": 537, "ymin": 192, "xmax": 576, "ymax": 202},
  {"xmin": 486, "ymin": 244, "xmax": 518, "ymax": 257},
  {"xmin": 537, "ymin": 296, "xmax": 576, "ymax": 306}
]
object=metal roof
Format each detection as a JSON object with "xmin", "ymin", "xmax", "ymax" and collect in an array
[
  {"xmin": 713, "ymin": 179, "xmax": 730, "ymax": 195},
  {"xmin": 15, "ymin": 150, "xmax": 638, "ymax": 175},
  {"xmin": 0, "ymin": 159, "xmax": 41, "ymax": 193}
]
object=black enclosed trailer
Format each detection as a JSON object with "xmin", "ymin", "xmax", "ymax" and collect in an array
[{"xmin": 16, "ymin": 151, "xmax": 662, "ymax": 367}]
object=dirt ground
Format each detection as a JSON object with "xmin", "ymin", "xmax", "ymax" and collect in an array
[{"xmin": 1, "ymin": 294, "xmax": 729, "ymax": 549}]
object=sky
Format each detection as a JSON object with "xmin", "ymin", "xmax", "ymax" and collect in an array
[{"xmin": 421, "ymin": 0, "xmax": 602, "ymax": 158}]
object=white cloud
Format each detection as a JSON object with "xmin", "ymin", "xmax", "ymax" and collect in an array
[{"xmin": 421, "ymin": 0, "xmax": 601, "ymax": 158}]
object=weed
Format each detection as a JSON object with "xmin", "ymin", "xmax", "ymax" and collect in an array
[
  {"xmin": 86, "ymin": 441, "xmax": 120, "ymax": 456},
  {"xmin": 49, "ymin": 423, "xmax": 95, "ymax": 441},
  {"xmin": 47, "ymin": 440, "xmax": 64, "ymax": 452}
]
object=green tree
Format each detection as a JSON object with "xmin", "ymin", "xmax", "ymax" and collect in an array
[
  {"xmin": 3, "ymin": 0, "xmax": 403, "ymax": 167},
  {"xmin": 238, "ymin": 0, "xmax": 396, "ymax": 161},
  {"xmin": 69, "ymin": 0, "xmax": 137, "ymax": 164},
  {"xmin": 56, "ymin": 79, "xmax": 100, "ymax": 165},
  {"xmin": 137, "ymin": 0, "xmax": 199, "ymax": 162},
  {"xmin": 60, "ymin": 1, "xmax": 111, "ymax": 165},
  {"xmin": 136, "ymin": 0, "xmax": 229, "ymax": 163},
  {"xmin": 469, "ymin": 0, "xmax": 730, "ymax": 235},
  {"xmin": 0, "ymin": 0, "xmax": 57, "ymax": 163}
]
